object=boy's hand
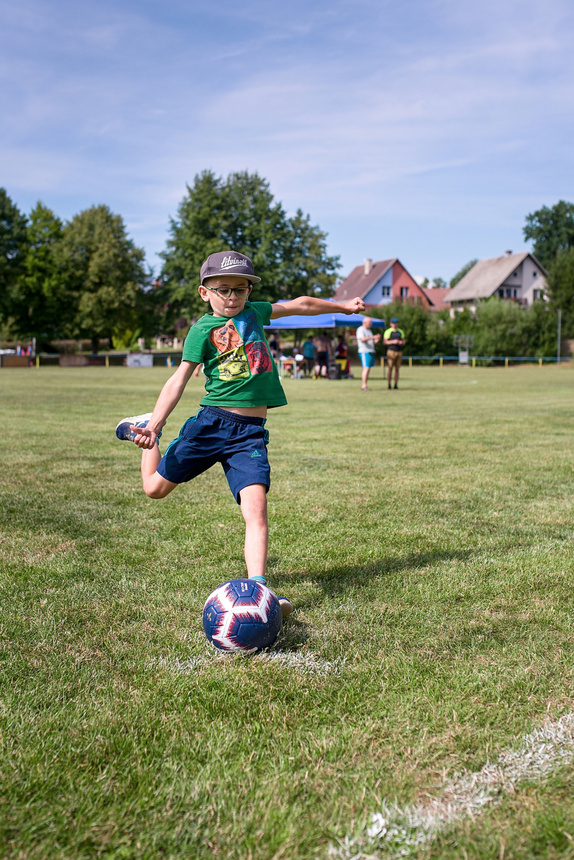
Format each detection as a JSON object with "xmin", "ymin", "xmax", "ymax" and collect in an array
[
  {"xmin": 130, "ymin": 425, "xmax": 158, "ymax": 449},
  {"xmin": 341, "ymin": 298, "xmax": 365, "ymax": 314}
]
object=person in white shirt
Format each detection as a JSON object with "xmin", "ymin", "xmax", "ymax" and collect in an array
[{"xmin": 356, "ymin": 317, "xmax": 381, "ymax": 391}]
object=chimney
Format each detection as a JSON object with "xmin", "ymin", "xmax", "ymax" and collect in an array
[
  {"xmin": 364, "ymin": 258, "xmax": 373, "ymax": 275},
  {"xmin": 504, "ymin": 250, "xmax": 513, "ymax": 256}
]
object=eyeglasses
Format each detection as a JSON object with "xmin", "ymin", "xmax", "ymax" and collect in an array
[{"xmin": 203, "ymin": 285, "xmax": 252, "ymax": 299}]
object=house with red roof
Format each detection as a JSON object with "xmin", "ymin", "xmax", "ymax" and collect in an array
[
  {"xmin": 420, "ymin": 286, "xmax": 452, "ymax": 312},
  {"xmin": 333, "ymin": 258, "xmax": 433, "ymax": 309}
]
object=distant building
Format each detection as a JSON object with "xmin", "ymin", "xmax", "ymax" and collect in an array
[
  {"xmin": 445, "ymin": 252, "xmax": 548, "ymax": 313},
  {"xmin": 333, "ymin": 258, "xmax": 432, "ymax": 309}
]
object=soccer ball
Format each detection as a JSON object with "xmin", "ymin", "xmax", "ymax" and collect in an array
[{"xmin": 202, "ymin": 579, "xmax": 282, "ymax": 653}]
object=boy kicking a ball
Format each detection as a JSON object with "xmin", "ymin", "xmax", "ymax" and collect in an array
[{"xmin": 116, "ymin": 251, "xmax": 365, "ymax": 617}]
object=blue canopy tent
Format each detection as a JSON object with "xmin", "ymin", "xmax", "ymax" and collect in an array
[
  {"xmin": 265, "ymin": 307, "xmax": 385, "ymax": 379},
  {"xmin": 264, "ymin": 310, "xmax": 385, "ymax": 330}
]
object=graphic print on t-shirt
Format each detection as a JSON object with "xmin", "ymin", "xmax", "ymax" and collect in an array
[
  {"xmin": 209, "ymin": 313, "xmax": 273, "ymax": 381},
  {"xmin": 210, "ymin": 320, "xmax": 242, "ymax": 353},
  {"xmin": 233, "ymin": 314, "xmax": 261, "ymax": 344},
  {"xmin": 245, "ymin": 340, "xmax": 273, "ymax": 374},
  {"xmin": 218, "ymin": 346, "xmax": 250, "ymax": 380}
]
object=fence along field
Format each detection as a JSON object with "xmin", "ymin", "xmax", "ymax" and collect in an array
[{"xmin": 0, "ymin": 364, "xmax": 573, "ymax": 859}]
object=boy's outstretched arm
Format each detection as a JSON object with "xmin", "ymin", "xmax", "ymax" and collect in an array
[
  {"xmin": 270, "ymin": 296, "xmax": 365, "ymax": 319},
  {"xmin": 131, "ymin": 360, "xmax": 197, "ymax": 449}
]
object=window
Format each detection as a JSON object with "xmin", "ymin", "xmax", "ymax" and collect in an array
[
  {"xmin": 498, "ymin": 289, "xmax": 504, "ymax": 297},
  {"xmin": 533, "ymin": 289, "xmax": 544, "ymax": 300},
  {"xmin": 400, "ymin": 287, "xmax": 408, "ymax": 298},
  {"xmin": 513, "ymin": 271, "xmax": 518, "ymax": 277},
  {"xmin": 505, "ymin": 288, "xmax": 513, "ymax": 297},
  {"xmin": 533, "ymin": 271, "xmax": 538, "ymax": 278},
  {"xmin": 382, "ymin": 285, "xmax": 391, "ymax": 297}
]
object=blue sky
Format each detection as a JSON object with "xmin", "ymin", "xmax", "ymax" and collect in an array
[{"xmin": 2, "ymin": 0, "xmax": 573, "ymax": 283}]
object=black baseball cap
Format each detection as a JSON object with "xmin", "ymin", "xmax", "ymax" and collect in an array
[{"xmin": 200, "ymin": 251, "xmax": 261, "ymax": 284}]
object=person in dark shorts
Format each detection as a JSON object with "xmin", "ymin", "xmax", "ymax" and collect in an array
[
  {"xmin": 313, "ymin": 332, "xmax": 331, "ymax": 378},
  {"xmin": 115, "ymin": 251, "xmax": 364, "ymax": 617},
  {"xmin": 302, "ymin": 336, "xmax": 316, "ymax": 376}
]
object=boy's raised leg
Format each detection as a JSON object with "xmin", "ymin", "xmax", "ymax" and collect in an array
[{"xmin": 141, "ymin": 446, "xmax": 177, "ymax": 499}]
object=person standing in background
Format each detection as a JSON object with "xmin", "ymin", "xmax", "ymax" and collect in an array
[
  {"xmin": 313, "ymin": 332, "xmax": 331, "ymax": 379},
  {"xmin": 302, "ymin": 335, "xmax": 316, "ymax": 376},
  {"xmin": 383, "ymin": 317, "xmax": 406, "ymax": 389},
  {"xmin": 356, "ymin": 317, "xmax": 380, "ymax": 391}
]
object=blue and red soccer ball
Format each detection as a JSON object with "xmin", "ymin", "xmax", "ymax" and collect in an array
[{"xmin": 202, "ymin": 579, "xmax": 282, "ymax": 653}]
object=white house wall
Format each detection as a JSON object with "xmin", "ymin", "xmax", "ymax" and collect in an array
[{"xmin": 499, "ymin": 258, "xmax": 547, "ymax": 305}]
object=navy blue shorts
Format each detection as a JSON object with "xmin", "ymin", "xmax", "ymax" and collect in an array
[{"xmin": 157, "ymin": 406, "xmax": 270, "ymax": 503}]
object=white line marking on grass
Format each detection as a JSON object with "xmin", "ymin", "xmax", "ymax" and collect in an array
[
  {"xmin": 147, "ymin": 656, "xmax": 209, "ymax": 673},
  {"xmin": 255, "ymin": 651, "xmax": 345, "ymax": 675},
  {"xmin": 147, "ymin": 652, "xmax": 345, "ymax": 676},
  {"xmin": 330, "ymin": 712, "xmax": 574, "ymax": 859}
]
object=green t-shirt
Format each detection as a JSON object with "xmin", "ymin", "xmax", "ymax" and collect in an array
[{"xmin": 182, "ymin": 301, "xmax": 287, "ymax": 408}]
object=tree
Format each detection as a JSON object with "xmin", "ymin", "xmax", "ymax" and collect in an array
[
  {"xmin": 415, "ymin": 277, "xmax": 447, "ymax": 290},
  {"xmin": 0, "ymin": 189, "xmax": 28, "ymax": 330},
  {"xmin": 370, "ymin": 301, "xmax": 430, "ymax": 356},
  {"xmin": 159, "ymin": 170, "xmax": 340, "ymax": 324},
  {"xmin": 523, "ymin": 200, "xmax": 574, "ymax": 270},
  {"xmin": 519, "ymin": 297, "xmax": 559, "ymax": 356},
  {"xmin": 8, "ymin": 202, "xmax": 66, "ymax": 345},
  {"xmin": 57, "ymin": 205, "xmax": 150, "ymax": 352},
  {"xmin": 471, "ymin": 298, "xmax": 558, "ymax": 357},
  {"xmin": 546, "ymin": 247, "xmax": 574, "ymax": 338},
  {"xmin": 450, "ymin": 259, "xmax": 478, "ymax": 288}
]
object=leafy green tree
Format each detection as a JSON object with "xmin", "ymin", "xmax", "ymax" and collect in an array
[
  {"xmin": 58, "ymin": 205, "xmax": 150, "ymax": 352},
  {"xmin": 159, "ymin": 170, "xmax": 340, "ymax": 324},
  {"xmin": 370, "ymin": 301, "xmax": 430, "ymax": 356},
  {"xmin": 523, "ymin": 201, "xmax": 574, "ymax": 270},
  {"xmin": 450, "ymin": 259, "xmax": 478, "ymax": 288},
  {"xmin": 471, "ymin": 298, "xmax": 557, "ymax": 357},
  {"xmin": 278, "ymin": 208, "xmax": 338, "ymax": 299},
  {"xmin": 519, "ymin": 297, "xmax": 559, "ymax": 356},
  {"xmin": 368, "ymin": 298, "xmax": 557, "ymax": 359},
  {"xmin": 546, "ymin": 247, "xmax": 574, "ymax": 338},
  {"xmin": 0, "ymin": 189, "xmax": 28, "ymax": 330},
  {"xmin": 419, "ymin": 277, "xmax": 447, "ymax": 289},
  {"xmin": 425, "ymin": 311, "xmax": 456, "ymax": 355},
  {"xmin": 8, "ymin": 202, "xmax": 66, "ymax": 345}
]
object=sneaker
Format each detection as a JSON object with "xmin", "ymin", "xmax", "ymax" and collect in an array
[
  {"xmin": 394, "ymin": 384, "xmax": 398, "ymax": 389},
  {"xmin": 115, "ymin": 413, "xmax": 154, "ymax": 442},
  {"xmin": 277, "ymin": 596, "xmax": 293, "ymax": 619},
  {"xmin": 251, "ymin": 576, "xmax": 292, "ymax": 619}
]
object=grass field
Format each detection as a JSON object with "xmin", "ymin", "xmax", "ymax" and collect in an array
[{"xmin": 1, "ymin": 364, "xmax": 573, "ymax": 860}]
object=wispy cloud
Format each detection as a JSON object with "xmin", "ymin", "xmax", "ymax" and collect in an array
[{"xmin": 1, "ymin": 0, "xmax": 573, "ymax": 277}]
